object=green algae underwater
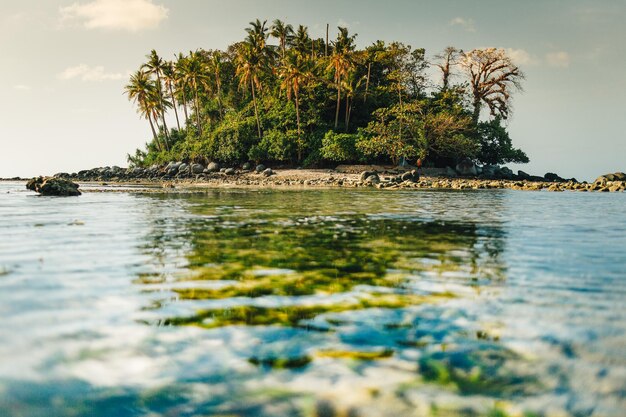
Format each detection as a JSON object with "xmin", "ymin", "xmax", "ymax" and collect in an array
[
  {"xmin": 2, "ymin": 184, "xmax": 626, "ymax": 417},
  {"xmin": 132, "ymin": 189, "xmax": 537, "ymax": 414}
]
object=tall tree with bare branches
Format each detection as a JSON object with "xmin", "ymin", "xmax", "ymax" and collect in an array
[
  {"xmin": 461, "ymin": 48, "xmax": 525, "ymax": 123},
  {"xmin": 434, "ymin": 46, "xmax": 462, "ymax": 91}
]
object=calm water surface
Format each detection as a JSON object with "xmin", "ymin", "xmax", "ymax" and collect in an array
[{"xmin": 0, "ymin": 182, "xmax": 625, "ymax": 417}]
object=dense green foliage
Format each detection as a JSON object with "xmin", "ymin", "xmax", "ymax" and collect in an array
[{"xmin": 125, "ymin": 19, "xmax": 528, "ymax": 167}]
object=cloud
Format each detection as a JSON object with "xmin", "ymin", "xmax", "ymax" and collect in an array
[
  {"xmin": 505, "ymin": 48, "xmax": 539, "ymax": 66},
  {"xmin": 545, "ymin": 51, "xmax": 570, "ymax": 68},
  {"xmin": 14, "ymin": 84, "xmax": 31, "ymax": 91},
  {"xmin": 60, "ymin": 0, "xmax": 168, "ymax": 32},
  {"xmin": 449, "ymin": 17, "xmax": 475, "ymax": 33},
  {"xmin": 59, "ymin": 65, "xmax": 126, "ymax": 81}
]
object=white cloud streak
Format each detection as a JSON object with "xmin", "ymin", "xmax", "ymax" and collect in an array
[
  {"xmin": 449, "ymin": 17, "xmax": 475, "ymax": 33},
  {"xmin": 59, "ymin": 65, "xmax": 125, "ymax": 81},
  {"xmin": 545, "ymin": 51, "xmax": 570, "ymax": 68},
  {"xmin": 505, "ymin": 48, "xmax": 539, "ymax": 66},
  {"xmin": 59, "ymin": 0, "xmax": 168, "ymax": 32},
  {"xmin": 14, "ymin": 84, "xmax": 31, "ymax": 91}
]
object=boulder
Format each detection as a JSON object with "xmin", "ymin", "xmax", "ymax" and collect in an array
[
  {"xmin": 596, "ymin": 172, "xmax": 625, "ymax": 183},
  {"xmin": 255, "ymin": 164, "xmax": 266, "ymax": 173},
  {"xmin": 455, "ymin": 158, "xmax": 477, "ymax": 176},
  {"xmin": 26, "ymin": 176, "xmax": 81, "ymax": 196},
  {"xmin": 206, "ymin": 162, "xmax": 220, "ymax": 172},
  {"xmin": 166, "ymin": 162, "xmax": 182, "ymax": 176},
  {"xmin": 499, "ymin": 167, "xmax": 514, "ymax": 180},
  {"xmin": 444, "ymin": 166, "xmax": 458, "ymax": 178},
  {"xmin": 359, "ymin": 171, "xmax": 378, "ymax": 182},
  {"xmin": 401, "ymin": 170, "xmax": 419, "ymax": 182},
  {"xmin": 224, "ymin": 168, "xmax": 236, "ymax": 175},
  {"xmin": 191, "ymin": 163, "xmax": 204, "ymax": 174},
  {"xmin": 363, "ymin": 174, "xmax": 380, "ymax": 185},
  {"xmin": 242, "ymin": 162, "xmax": 252, "ymax": 171},
  {"xmin": 482, "ymin": 165, "xmax": 498, "ymax": 178},
  {"xmin": 262, "ymin": 168, "xmax": 274, "ymax": 177},
  {"xmin": 544, "ymin": 172, "xmax": 564, "ymax": 182}
]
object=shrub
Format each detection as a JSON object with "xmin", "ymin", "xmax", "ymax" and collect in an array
[{"xmin": 320, "ymin": 131, "xmax": 362, "ymax": 162}]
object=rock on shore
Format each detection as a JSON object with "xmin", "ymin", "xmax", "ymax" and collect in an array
[
  {"xmin": 26, "ymin": 176, "xmax": 81, "ymax": 196},
  {"xmin": 31, "ymin": 164, "xmax": 626, "ymax": 193}
]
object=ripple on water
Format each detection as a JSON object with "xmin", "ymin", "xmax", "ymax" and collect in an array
[{"xmin": 0, "ymin": 183, "xmax": 625, "ymax": 416}]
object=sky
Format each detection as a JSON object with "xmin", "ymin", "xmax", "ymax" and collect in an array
[{"xmin": 1, "ymin": 0, "xmax": 624, "ymax": 181}]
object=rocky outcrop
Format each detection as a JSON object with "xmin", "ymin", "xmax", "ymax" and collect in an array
[
  {"xmin": 26, "ymin": 176, "xmax": 81, "ymax": 196},
  {"xmin": 36, "ymin": 162, "xmax": 623, "ymax": 194},
  {"xmin": 191, "ymin": 163, "xmax": 204, "ymax": 174},
  {"xmin": 456, "ymin": 158, "xmax": 477, "ymax": 176},
  {"xmin": 206, "ymin": 162, "xmax": 220, "ymax": 173},
  {"xmin": 595, "ymin": 172, "xmax": 626, "ymax": 183},
  {"xmin": 544, "ymin": 172, "xmax": 565, "ymax": 182}
]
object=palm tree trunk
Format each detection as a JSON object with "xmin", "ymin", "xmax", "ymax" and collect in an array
[
  {"xmin": 178, "ymin": 81, "xmax": 189, "ymax": 124},
  {"xmin": 347, "ymin": 99, "xmax": 353, "ymax": 130},
  {"xmin": 344, "ymin": 95, "xmax": 350, "ymax": 131},
  {"xmin": 155, "ymin": 73, "xmax": 170, "ymax": 144},
  {"xmin": 168, "ymin": 84, "xmax": 181, "ymax": 131},
  {"xmin": 334, "ymin": 77, "xmax": 341, "ymax": 129},
  {"xmin": 147, "ymin": 114, "xmax": 161, "ymax": 151},
  {"xmin": 295, "ymin": 89, "xmax": 302, "ymax": 162},
  {"xmin": 364, "ymin": 62, "xmax": 371, "ymax": 103},
  {"xmin": 325, "ymin": 24, "xmax": 329, "ymax": 57},
  {"xmin": 281, "ymin": 37, "xmax": 286, "ymax": 60},
  {"xmin": 193, "ymin": 79, "xmax": 202, "ymax": 133},
  {"xmin": 251, "ymin": 78, "xmax": 262, "ymax": 138},
  {"xmin": 215, "ymin": 71, "xmax": 224, "ymax": 119}
]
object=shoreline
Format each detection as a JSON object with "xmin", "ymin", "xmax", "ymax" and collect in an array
[{"xmin": 4, "ymin": 168, "xmax": 625, "ymax": 193}]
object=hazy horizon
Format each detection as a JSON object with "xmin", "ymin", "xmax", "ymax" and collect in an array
[{"xmin": 1, "ymin": 0, "xmax": 624, "ymax": 181}]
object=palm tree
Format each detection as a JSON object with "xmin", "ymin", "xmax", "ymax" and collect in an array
[
  {"xmin": 271, "ymin": 19, "xmax": 294, "ymax": 60},
  {"xmin": 327, "ymin": 27, "xmax": 356, "ymax": 129},
  {"xmin": 174, "ymin": 53, "xmax": 190, "ymax": 124},
  {"xmin": 185, "ymin": 50, "xmax": 210, "ymax": 133},
  {"xmin": 292, "ymin": 25, "xmax": 311, "ymax": 56},
  {"xmin": 236, "ymin": 43, "xmax": 263, "ymax": 138},
  {"xmin": 142, "ymin": 50, "xmax": 170, "ymax": 141},
  {"xmin": 278, "ymin": 52, "xmax": 312, "ymax": 161},
  {"xmin": 327, "ymin": 52, "xmax": 352, "ymax": 129},
  {"xmin": 162, "ymin": 61, "xmax": 181, "ymax": 130},
  {"xmin": 342, "ymin": 70, "xmax": 366, "ymax": 131},
  {"xmin": 124, "ymin": 70, "xmax": 162, "ymax": 151},
  {"xmin": 208, "ymin": 51, "xmax": 225, "ymax": 119},
  {"xmin": 236, "ymin": 20, "xmax": 274, "ymax": 138}
]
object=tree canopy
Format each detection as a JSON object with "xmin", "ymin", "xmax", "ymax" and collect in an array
[{"xmin": 126, "ymin": 19, "xmax": 528, "ymax": 168}]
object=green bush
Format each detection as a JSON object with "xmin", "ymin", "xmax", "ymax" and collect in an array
[
  {"xmin": 476, "ymin": 117, "xmax": 529, "ymax": 165},
  {"xmin": 248, "ymin": 128, "xmax": 297, "ymax": 162},
  {"xmin": 320, "ymin": 131, "xmax": 362, "ymax": 162}
]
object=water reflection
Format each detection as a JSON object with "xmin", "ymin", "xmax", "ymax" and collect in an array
[
  {"xmin": 123, "ymin": 190, "xmax": 534, "ymax": 416},
  {"xmin": 2, "ymin": 185, "xmax": 625, "ymax": 417}
]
